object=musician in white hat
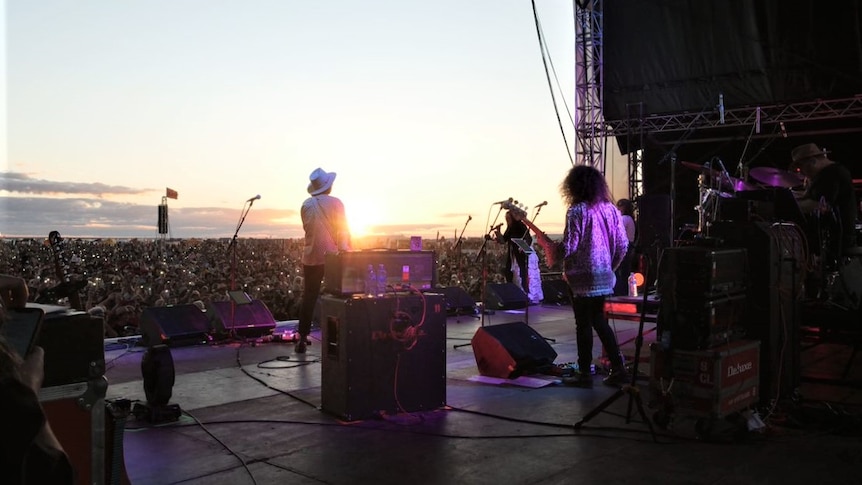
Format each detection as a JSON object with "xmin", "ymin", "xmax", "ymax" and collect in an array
[{"xmin": 296, "ymin": 168, "xmax": 351, "ymax": 353}]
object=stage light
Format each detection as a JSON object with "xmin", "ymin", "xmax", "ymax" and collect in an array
[{"xmin": 133, "ymin": 343, "xmax": 182, "ymax": 423}]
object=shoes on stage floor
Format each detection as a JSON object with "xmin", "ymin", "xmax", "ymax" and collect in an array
[
  {"xmin": 602, "ymin": 366, "xmax": 631, "ymax": 387},
  {"xmin": 562, "ymin": 371, "xmax": 593, "ymax": 388},
  {"xmin": 294, "ymin": 339, "xmax": 308, "ymax": 354}
]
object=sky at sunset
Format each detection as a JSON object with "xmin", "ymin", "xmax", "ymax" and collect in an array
[{"xmin": 1, "ymin": 1, "xmax": 628, "ymax": 242}]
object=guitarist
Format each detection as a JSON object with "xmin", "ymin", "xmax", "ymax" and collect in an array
[
  {"xmin": 515, "ymin": 165, "xmax": 630, "ymax": 388},
  {"xmin": 492, "ymin": 210, "xmax": 532, "ymax": 293}
]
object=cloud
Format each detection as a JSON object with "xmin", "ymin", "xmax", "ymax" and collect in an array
[
  {"xmin": 0, "ymin": 196, "xmax": 301, "ymax": 239},
  {"xmin": 1, "ymin": 171, "xmax": 151, "ymax": 197}
]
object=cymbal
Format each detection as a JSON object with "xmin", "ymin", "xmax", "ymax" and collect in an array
[
  {"xmin": 723, "ymin": 176, "xmax": 757, "ymax": 192},
  {"xmin": 749, "ymin": 167, "xmax": 804, "ymax": 188},
  {"xmin": 682, "ymin": 161, "xmax": 756, "ymax": 192},
  {"xmin": 681, "ymin": 161, "xmax": 720, "ymax": 176}
]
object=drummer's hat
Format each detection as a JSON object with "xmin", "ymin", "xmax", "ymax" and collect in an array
[{"xmin": 790, "ymin": 143, "xmax": 830, "ymax": 168}]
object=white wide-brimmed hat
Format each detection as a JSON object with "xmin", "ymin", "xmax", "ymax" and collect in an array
[{"xmin": 307, "ymin": 167, "xmax": 337, "ymax": 195}]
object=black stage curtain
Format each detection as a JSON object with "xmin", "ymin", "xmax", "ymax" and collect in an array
[{"xmin": 604, "ymin": 0, "xmax": 862, "ymax": 122}]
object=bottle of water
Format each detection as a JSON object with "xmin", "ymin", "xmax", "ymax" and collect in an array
[
  {"xmin": 627, "ymin": 272, "xmax": 638, "ymax": 297},
  {"xmin": 377, "ymin": 263, "xmax": 387, "ymax": 296},
  {"xmin": 365, "ymin": 264, "xmax": 377, "ymax": 297}
]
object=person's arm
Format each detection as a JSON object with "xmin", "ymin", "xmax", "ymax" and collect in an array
[
  {"xmin": 18, "ymin": 347, "xmax": 66, "ymax": 452},
  {"xmin": 0, "ymin": 345, "xmax": 73, "ymax": 484}
]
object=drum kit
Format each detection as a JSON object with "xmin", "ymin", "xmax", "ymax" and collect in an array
[{"xmin": 681, "ymin": 161, "xmax": 805, "ymax": 236}]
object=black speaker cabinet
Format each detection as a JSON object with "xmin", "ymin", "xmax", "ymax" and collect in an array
[
  {"xmin": 484, "ymin": 283, "xmax": 528, "ymax": 310},
  {"xmin": 36, "ymin": 310, "xmax": 105, "ymax": 387},
  {"xmin": 206, "ymin": 300, "xmax": 277, "ymax": 338},
  {"xmin": 140, "ymin": 304, "xmax": 211, "ymax": 347},
  {"xmin": 425, "ymin": 286, "xmax": 476, "ymax": 315},
  {"xmin": 320, "ymin": 293, "xmax": 446, "ymax": 420},
  {"xmin": 471, "ymin": 322, "xmax": 557, "ymax": 378}
]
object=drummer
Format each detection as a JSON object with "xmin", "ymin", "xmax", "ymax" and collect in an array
[{"xmin": 790, "ymin": 143, "xmax": 859, "ymax": 255}]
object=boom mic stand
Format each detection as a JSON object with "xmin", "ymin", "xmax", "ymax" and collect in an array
[
  {"xmin": 454, "ymin": 215, "xmax": 471, "ymax": 284},
  {"xmin": 525, "ymin": 203, "xmax": 554, "ymax": 343},
  {"xmin": 574, "ymin": 255, "xmax": 657, "ymax": 442},
  {"xmin": 453, "ymin": 208, "xmax": 502, "ymax": 350},
  {"xmin": 226, "ymin": 196, "xmax": 258, "ymax": 340}
]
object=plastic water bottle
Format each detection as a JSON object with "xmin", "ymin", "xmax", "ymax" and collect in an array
[
  {"xmin": 365, "ymin": 264, "xmax": 377, "ymax": 297},
  {"xmin": 627, "ymin": 272, "xmax": 638, "ymax": 297},
  {"xmin": 377, "ymin": 263, "xmax": 387, "ymax": 296}
]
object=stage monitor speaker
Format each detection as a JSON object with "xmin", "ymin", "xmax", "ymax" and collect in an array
[
  {"xmin": 541, "ymin": 279, "xmax": 571, "ymax": 305},
  {"xmin": 471, "ymin": 322, "xmax": 557, "ymax": 378},
  {"xmin": 206, "ymin": 299, "xmax": 277, "ymax": 338},
  {"xmin": 484, "ymin": 282, "xmax": 528, "ymax": 310},
  {"xmin": 140, "ymin": 304, "xmax": 211, "ymax": 347},
  {"xmin": 426, "ymin": 286, "xmax": 476, "ymax": 315},
  {"xmin": 320, "ymin": 294, "xmax": 446, "ymax": 420}
]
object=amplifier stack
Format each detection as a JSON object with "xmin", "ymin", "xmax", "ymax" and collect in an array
[
  {"xmin": 652, "ymin": 246, "xmax": 761, "ymax": 422},
  {"xmin": 657, "ymin": 246, "xmax": 748, "ymax": 351}
]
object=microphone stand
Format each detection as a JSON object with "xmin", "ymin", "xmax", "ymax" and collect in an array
[
  {"xmin": 527, "ymin": 204, "xmax": 555, "ymax": 343},
  {"xmin": 453, "ymin": 223, "xmax": 497, "ymax": 350},
  {"xmin": 226, "ymin": 198, "xmax": 257, "ymax": 339},
  {"xmin": 454, "ymin": 216, "xmax": 471, "ymax": 285},
  {"xmin": 453, "ymin": 208, "xmax": 502, "ymax": 350}
]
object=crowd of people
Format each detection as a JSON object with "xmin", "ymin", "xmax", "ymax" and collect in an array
[{"xmin": 0, "ymin": 233, "xmax": 522, "ymax": 337}]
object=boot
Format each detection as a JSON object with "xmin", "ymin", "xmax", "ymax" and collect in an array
[
  {"xmin": 602, "ymin": 354, "xmax": 630, "ymax": 387},
  {"xmin": 562, "ymin": 371, "xmax": 593, "ymax": 388}
]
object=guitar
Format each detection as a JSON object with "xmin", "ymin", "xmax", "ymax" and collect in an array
[
  {"xmin": 46, "ymin": 230, "xmax": 85, "ymax": 310},
  {"xmin": 501, "ymin": 200, "xmax": 559, "ymax": 266}
]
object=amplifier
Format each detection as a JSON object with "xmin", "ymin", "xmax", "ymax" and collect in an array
[
  {"xmin": 668, "ymin": 292, "xmax": 747, "ymax": 350},
  {"xmin": 35, "ymin": 309, "xmax": 105, "ymax": 387},
  {"xmin": 324, "ymin": 250, "xmax": 437, "ymax": 296},
  {"xmin": 319, "ymin": 293, "xmax": 446, "ymax": 420},
  {"xmin": 659, "ymin": 247, "xmax": 747, "ymax": 297}
]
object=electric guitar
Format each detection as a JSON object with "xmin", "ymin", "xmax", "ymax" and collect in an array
[
  {"xmin": 501, "ymin": 200, "xmax": 558, "ymax": 265},
  {"xmin": 45, "ymin": 230, "xmax": 85, "ymax": 310}
]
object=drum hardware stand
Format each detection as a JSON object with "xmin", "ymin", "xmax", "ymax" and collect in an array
[{"xmin": 574, "ymin": 258, "xmax": 658, "ymax": 442}]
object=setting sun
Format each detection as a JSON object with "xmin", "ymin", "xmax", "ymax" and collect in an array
[{"xmin": 346, "ymin": 200, "xmax": 383, "ymax": 239}]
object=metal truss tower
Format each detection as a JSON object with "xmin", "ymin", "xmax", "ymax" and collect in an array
[
  {"xmin": 605, "ymin": 96, "xmax": 862, "ymax": 138},
  {"xmin": 574, "ymin": 0, "xmax": 605, "ymax": 173}
]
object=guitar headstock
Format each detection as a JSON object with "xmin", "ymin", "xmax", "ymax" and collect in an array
[
  {"xmin": 501, "ymin": 200, "xmax": 528, "ymax": 221},
  {"xmin": 49, "ymin": 230, "xmax": 63, "ymax": 248}
]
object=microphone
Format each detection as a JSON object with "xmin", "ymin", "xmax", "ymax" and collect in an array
[
  {"xmin": 535, "ymin": 201, "xmax": 548, "ymax": 208},
  {"xmin": 247, "ymin": 194, "xmax": 261, "ymax": 203},
  {"xmin": 780, "ymin": 121, "xmax": 787, "ymax": 138},
  {"xmin": 493, "ymin": 197, "xmax": 513, "ymax": 205},
  {"xmin": 755, "ymin": 106, "xmax": 761, "ymax": 134},
  {"xmin": 718, "ymin": 93, "xmax": 725, "ymax": 125},
  {"xmin": 715, "ymin": 158, "xmax": 734, "ymax": 191},
  {"xmin": 467, "ymin": 215, "xmax": 472, "ymax": 222}
]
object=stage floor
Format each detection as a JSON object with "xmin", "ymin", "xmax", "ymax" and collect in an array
[{"xmin": 103, "ymin": 303, "xmax": 862, "ymax": 485}]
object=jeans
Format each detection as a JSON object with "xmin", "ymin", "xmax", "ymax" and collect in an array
[
  {"xmin": 571, "ymin": 295, "xmax": 623, "ymax": 371},
  {"xmin": 298, "ymin": 264, "xmax": 325, "ymax": 338}
]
